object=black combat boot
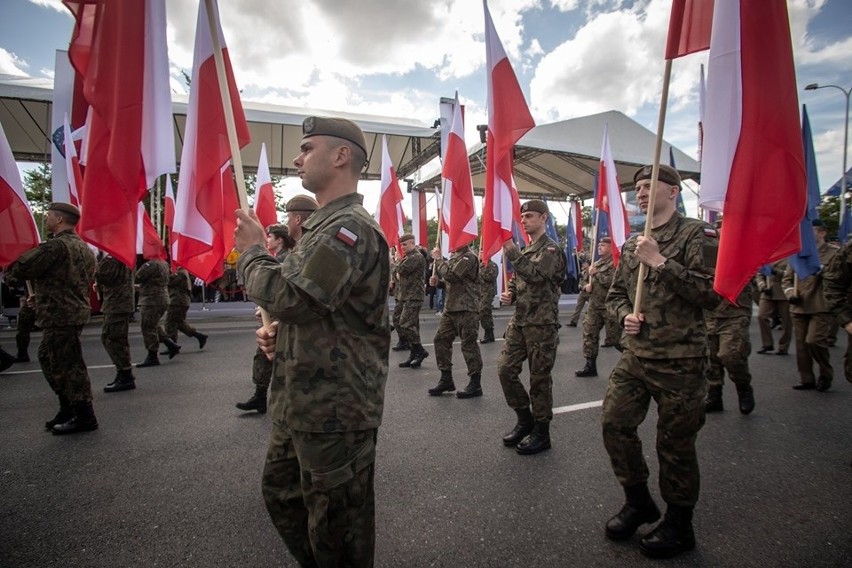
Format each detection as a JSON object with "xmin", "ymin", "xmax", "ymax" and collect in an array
[
  {"xmin": 639, "ymin": 504, "xmax": 696, "ymax": 559},
  {"xmin": 194, "ymin": 331, "xmax": 208, "ymax": 349},
  {"xmin": 605, "ymin": 482, "xmax": 661, "ymax": 540},
  {"xmin": 104, "ymin": 368, "xmax": 136, "ymax": 393},
  {"xmin": 409, "ymin": 344, "xmax": 429, "ymax": 368},
  {"xmin": 235, "ymin": 386, "xmax": 268, "ymax": 413},
  {"xmin": 161, "ymin": 338, "xmax": 182, "ymax": 359},
  {"xmin": 456, "ymin": 372, "xmax": 483, "ymax": 398},
  {"xmin": 52, "ymin": 401, "xmax": 99, "ymax": 435},
  {"xmin": 502, "ymin": 407, "xmax": 534, "ymax": 447},
  {"xmin": 399, "ymin": 348, "xmax": 416, "ymax": 368},
  {"xmin": 428, "ymin": 370, "xmax": 456, "ymax": 395},
  {"xmin": 480, "ymin": 328, "xmax": 495, "ymax": 344},
  {"xmin": 575, "ymin": 358, "xmax": 597, "ymax": 377},
  {"xmin": 391, "ymin": 339, "xmax": 410, "ymax": 352},
  {"xmin": 516, "ymin": 421, "xmax": 551, "ymax": 454},
  {"xmin": 45, "ymin": 394, "xmax": 73, "ymax": 430},
  {"xmin": 704, "ymin": 386, "xmax": 724, "ymax": 412},
  {"xmin": 736, "ymin": 384, "xmax": 755, "ymax": 414},
  {"xmin": 14, "ymin": 351, "xmax": 30, "ymax": 363},
  {"xmin": 0, "ymin": 347, "xmax": 16, "ymax": 372},
  {"xmin": 136, "ymin": 350, "xmax": 160, "ymax": 368}
]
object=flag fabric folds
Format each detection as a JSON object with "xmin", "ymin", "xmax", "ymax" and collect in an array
[
  {"xmin": 597, "ymin": 125, "xmax": 630, "ymax": 267},
  {"xmin": 565, "ymin": 213, "xmax": 579, "ymax": 281},
  {"xmin": 137, "ymin": 202, "xmax": 166, "ymax": 260},
  {"xmin": 173, "ymin": 0, "xmax": 250, "ymax": 283},
  {"xmin": 254, "ymin": 143, "xmax": 277, "ymax": 230},
  {"xmin": 665, "ymin": 0, "xmax": 715, "ymax": 59},
  {"xmin": 699, "ymin": 0, "xmax": 805, "ymax": 302},
  {"xmin": 62, "ymin": 114, "xmax": 83, "ymax": 208},
  {"xmin": 571, "ymin": 200, "xmax": 583, "ymax": 251},
  {"xmin": 412, "ymin": 189, "xmax": 428, "ymax": 247},
  {"xmin": 787, "ymin": 105, "xmax": 822, "ymax": 280},
  {"xmin": 480, "ymin": 0, "xmax": 535, "ymax": 261},
  {"xmin": 164, "ymin": 174, "xmax": 177, "ymax": 266},
  {"xmin": 0, "ymin": 122, "xmax": 40, "ymax": 268},
  {"xmin": 440, "ymin": 93, "xmax": 477, "ymax": 252},
  {"xmin": 377, "ymin": 134, "xmax": 406, "ymax": 253}
]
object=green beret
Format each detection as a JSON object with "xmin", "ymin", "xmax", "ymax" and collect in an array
[
  {"xmin": 633, "ymin": 164, "xmax": 681, "ymax": 187},
  {"xmin": 599, "ymin": 236, "xmax": 611, "ymax": 243},
  {"xmin": 47, "ymin": 202, "xmax": 81, "ymax": 222},
  {"xmin": 285, "ymin": 194, "xmax": 319, "ymax": 213},
  {"xmin": 520, "ymin": 199, "xmax": 549, "ymax": 215},
  {"xmin": 302, "ymin": 116, "xmax": 368, "ymax": 157},
  {"xmin": 399, "ymin": 233, "xmax": 415, "ymax": 243}
]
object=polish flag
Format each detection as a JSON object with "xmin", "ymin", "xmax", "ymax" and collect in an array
[
  {"xmin": 62, "ymin": 114, "xmax": 82, "ymax": 208},
  {"xmin": 441, "ymin": 92, "xmax": 477, "ymax": 252},
  {"xmin": 411, "ymin": 189, "xmax": 428, "ymax": 247},
  {"xmin": 597, "ymin": 125, "xmax": 630, "ymax": 267},
  {"xmin": 665, "ymin": 0, "xmax": 714, "ymax": 60},
  {"xmin": 480, "ymin": 0, "xmax": 535, "ymax": 261},
  {"xmin": 50, "ymin": 49, "xmax": 87, "ymax": 205},
  {"xmin": 376, "ymin": 134, "xmax": 406, "ymax": 253},
  {"xmin": 173, "ymin": 0, "xmax": 250, "ymax": 283},
  {"xmin": 699, "ymin": 0, "xmax": 805, "ymax": 302},
  {"xmin": 0, "ymin": 122, "xmax": 40, "ymax": 268},
  {"xmin": 136, "ymin": 202, "xmax": 166, "ymax": 260},
  {"xmin": 254, "ymin": 143, "xmax": 277, "ymax": 229}
]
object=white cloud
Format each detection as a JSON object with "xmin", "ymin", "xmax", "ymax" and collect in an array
[
  {"xmin": 0, "ymin": 48, "xmax": 29, "ymax": 76},
  {"xmin": 26, "ymin": 0, "xmax": 66, "ymax": 13}
]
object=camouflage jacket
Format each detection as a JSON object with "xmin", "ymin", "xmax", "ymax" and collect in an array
[
  {"xmin": 395, "ymin": 249, "xmax": 426, "ymax": 302},
  {"xmin": 136, "ymin": 259, "xmax": 169, "ymax": 307},
  {"xmin": 6, "ymin": 229, "xmax": 95, "ymax": 327},
  {"xmin": 754, "ymin": 259, "xmax": 788, "ymax": 301},
  {"xmin": 505, "ymin": 235, "xmax": 565, "ymax": 326},
  {"xmin": 588, "ymin": 255, "xmax": 615, "ymax": 307},
  {"xmin": 96, "ymin": 255, "xmax": 134, "ymax": 314},
  {"xmin": 168, "ymin": 268, "xmax": 193, "ymax": 307},
  {"xmin": 238, "ymin": 192, "xmax": 390, "ymax": 433},
  {"xmin": 607, "ymin": 213, "xmax": 719, "ymax": 359},
  {"xmin": 823, "ymin": 241, "xmax": 852, "ymax": 326},
  {"xmin": 435, "ymin": 245, "xmax": 479, "ymax": 312},
  {"xmin": 479, "ymin": 260, "xmax": 498, "ymax": 300},
  {"xmin": 782, "ymin": 242, "xmax": 838, "ymax": 314},
  {"xmin": 706, "ymin": 281, "xmax": 755, "ymax": 321}
]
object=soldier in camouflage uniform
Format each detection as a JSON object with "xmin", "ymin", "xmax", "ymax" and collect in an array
[
  {"xmin": 602, "ymin": 165, "xmax": 719, "ymax": 559},
  {"xmin": 164, "ymin": 267, "xmax": 208, "ymax": 349},
  {"xmin": 389, "ymin": 250, "xmax": 409, "ymax": 353},
  {"xmin": 396, "ymin": 234, "xmax": 429, "ymax": 369},
  {"xmin": 568, "ymin": 258, "xmax": 591, "ymax": 326},
  {"xmin": 3, "ymin": 275, "xmax": 35, "ymax": 362},
  {"xmin": 235, "ymin": 117, "xmax": 389, "ymax": 568},
  {"xmin": 478, "ymin": 259, "xmax": 499, "ymax": 343},
  {"xmin": 782, "ymin": 219, "xmax": 838, "ymax": 391},
  {"xmin": 755, "ymin": 259, "xmax": 792, "ymax": 354},
  {"xmin": 822, "ymin": 239, "xmax": 852, "ymax": 386},
  {"xmin": 6, "ymin": 203, "xmax": 98, "ymax": 434},
  {"xmin": 95, "ymin": 254, "xmax": 137, "ymax": 393},
  {"xmin": 576, "ymin": 237, "xmax": 619, "ymax": 377},
  {"xmin": 498, "ymin": 200, "xmax": 566, "ymax": 455},
  {"xmin": 135, "ymin": 255, "xmax": 181, "ymax": 367},
  {"xmin": 428, "ymin": 243, "xmax": 482, "ymax": 398}
]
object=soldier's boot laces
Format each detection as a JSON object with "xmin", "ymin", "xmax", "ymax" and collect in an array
[
  {"xmin": 137, "ymin": 350, "xmax": 160, "ymax": 368},
  {"xmin": 704, "ymin": 386, "xmax": 724, "ymax": 412},
  {"xmin": 502, "ymin": 407, "xmax": 534, "ymax": 447},
  {"xmin": 575, "ymin": 358, "xmax": 597, "ymax": 377},
  {"xmin": 162, "ymin": 338, "xmax": 182, "ymax": 359},
  {"xmin": 52, "ymin": 401, "xmax": 99, "ymax": 435},
  {"xmin": 45, "ymin": 394, "xmax": 74, "ymax": 430},
  {"xmin": 605, "ymin": 483, "xmax": 661, "ymax": 541},
  {"xmin": 408, "ymin": 345, "xmax": 429, "ymax": 368},
  {"xmin": 428, "ymin": 370, "xmax": 456, "ymax": 396},
  {"xmin": 236, "ymin": 387, "xmax": 267, "ymax": 413},
  {"xmin": 516, "ymin": 421, "xmax": 551, "ymax": 455},
  {"xmin": 736, "ymin": 384, "xmax": 755, "ymax": 414},
  {"xmin": 194, "ymin": 332, "xmax": 209, "ymax": 350},
  {"xmin": 639, "ymin": 505, "xmax": 696, "ymax": 559},
  {"xmin": 456, "ymin": 372, "xmax": 483, "ymax": 398},
  {"xmin": 480, "ymin": 328, "xmax": 495, "ymax": 344},
  {"xmin": 104, "ymin": 368, "xmax": 136, "ymax": 393}
]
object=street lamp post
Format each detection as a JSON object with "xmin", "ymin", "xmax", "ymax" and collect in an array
[{"xmin": 805, "ymin": 82, "xmax": 851, "ymax": 241}]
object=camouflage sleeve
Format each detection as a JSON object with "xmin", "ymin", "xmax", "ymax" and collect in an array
[
  {"xmin": 607, "ymin": 247, "xmax": 633, "ymax": 326},
  {"xmin": 96, "ymin": 259, "xmax": 126, "ymax": 286},
  {"xmin": 135, "ymin": 261, "xmax": 154, "ymax": 285},
  {"xmin": 781, "ymin": 263, "xmax": 795, "ymax": 297},
  {"xmin": 506, "ymin": 245, "xmax": 565, "ymax": 284},
  {"xmin": 655, "ymin": 224, "xmax": 719, "ymax": 310},
  {"xmin": 441, "ymin": 254, "xmax": 476, "ymax": 283},
  {"xmin": 754, "ymin": 271, "xmax": 767, "ymax": 291},
  {"xmin": 5, "ymin": 240, "xmax": 63, "ymax": 281},
  {"xmin": 823, "ymin": 244, "xmax": 852, "ymax": 325},
  {"xmin": 482, "ymin": 261, "xmax": 498, "ymax": 282},
  {"xmin": 397, "ymin": 253, "xmax": 423, "ymax": 276}
]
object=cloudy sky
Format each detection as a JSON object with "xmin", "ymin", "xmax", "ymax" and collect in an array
[{"xmin": 1, "ymin": 0, "xmax": 851, "ymax": 222}]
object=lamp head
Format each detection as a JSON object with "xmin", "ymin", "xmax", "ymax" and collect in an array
[{"xmin": 805, "ymin": 83, "xmax": 820, "ymax": 91}]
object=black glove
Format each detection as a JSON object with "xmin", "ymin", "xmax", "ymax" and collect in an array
[{"xmin": 788, "ymin": 296, "xmax": 803, "ymax": 306}]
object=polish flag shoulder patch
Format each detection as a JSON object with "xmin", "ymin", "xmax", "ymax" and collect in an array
[{"xmin": 336, "ymin": 227, "xmax": 358, "ymax": 247}]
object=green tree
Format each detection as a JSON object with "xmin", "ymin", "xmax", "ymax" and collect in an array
[
  {"xmin": 22, "ymin": 162, "xmax": 52, "ymax": 237},
  {"xmin": 817, "ymin": 196, "xmax": 842, "ymax": 241}
]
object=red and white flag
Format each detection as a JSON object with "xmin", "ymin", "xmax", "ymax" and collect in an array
[
  {"xmin": 0, "ymin": 122, "xmax": 40, "ymax": 268},
  {"xmin": 173, "ymin": 0, "xmax": 250, "ymax": 283},
  {"xmin": 411, "ymin": 189, "xmax": 428, "ymax": 247},
  {"xmin": 699, "ymin": 0, "xmax": 805, "ymax": 302},
  {"xmin": 63, "ymin": 0, "xmax": 174, "ymax": 268},
  {"xmin": 597, "ymin": 124, "xmax": 630, "ymax": 267},
  {"xmin": 254, "ymin": 143, "xmax": 277, "ymax": 229},
  {"xmin": 50, "ymin": 49, "xmax": 87, "ymax": 205},
  {"xmin": 480, "ymin": 0, "xmax": 535, "ymax": 261},
  {"xmin": 571, "ymin": 200, "xmax": 583, "ymax": 252},
  {"xmin": 440, "ymin": 92, "xmax": 477, "ymax": 252},
  {"xmin": 136, "ymin": 202, "xmax": 166, "ymax": 260},
  {"xmin": 164, "ymin": 174, "xmax": 177, "ymax": 266},
  {"xmin": 376, "ymin": 134, "xmax": 406, "ymax": 253},
  {"xmin": 665, "ymin": 0, "xmax": 714, "ymax": 60},
  {"xmin": 62, "ymin": 113, "xmax": 83, "ymax": 208}
]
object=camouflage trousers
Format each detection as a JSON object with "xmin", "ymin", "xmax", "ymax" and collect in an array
[
  {"xmin": 38, "ymin": 325, "xmax": 92, "ymax": 403},
  {"xmin": 140, "ymin": 303, "xmax": 168, "ymax": 352},
  {"xmin": 479, "ymin": 294, "xmax": 495, "ymax": 332},
  {"xmin": 570, "ymin": 290, "xmax": 589, "ymax": 325},
  {"xmin": 791, "ymin": 312, "xmax": 835, "ymax": 384},
  {"xmin": 396, "ymin": 300, "xmax": 422, "ymax": 346},
  {"xmin": 262, "ymin": 423, "xmax": 377, "ymax": 568},
  {"xmin": 757, "ymin": 298, "xmax": 791, "ymax": 351},
  {"xmin": 705, "ymin": 315, "xmax": 752, "ymax": 389},
  {"xmin": 253, "ymin": 347, "xmax": 273, "ymax": 389},
  {"xmin": 16, "ymin": 302, "xmax": 35, "ymax": 355},
  {"xmin": 582, "ymin": 306, "xmax": 620, "ymax": 359},
  {"xmin": 392, "ymin": 300, "xmax": 402, "ymax": 333},
  {"xmin": 434, "ymin": 310, "xmax": 482, "ymax": 375},
  {"xmin": 164, "ymin": 304, "xmax": 197, "ymax": 342},
  {"xmin": 101, "ymin": 313, "xmax": 132, "ymax": 371},
  {"xmin": 498, "ymin": 323, "xmax": 558, "ymax": 422},
  {"xmin": 602, "ymin": 352, "xmax": 707, "ymax": 507}
]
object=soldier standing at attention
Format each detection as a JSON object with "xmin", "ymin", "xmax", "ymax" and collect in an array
[
  {"xmin": 782, "ymin": 219, "xmax": 838, "ymax": 391},
  {"xmin": 755, "ymin": 259, "xmax": 792, "ymax": 355},
  {"xmin": 396, "ymin": 233, "xmax": 429, "ymax": 369},
  {"xmin": 568, "ymin": 258, "xmax": 591, "ymax": 327},
  {"xmin": 235, "ymin": 116, "xmax": 389, "ymax": 567},
  {"xmin": 164, "ymin": 266, "xmax": 208, "ymax": 350},
  {"xmin": 478, "ymin": 258, "xmax": 499, "ymax": 343},
  {"xmin": 135, "ymin": 254, "xmax": 180, "ymax": 368},
  {"xmin": 96, "ymin": 254, "xmax": 137, "ymax": 393},
  {"xmin": 6, "ymin": 202, "xmax": 98, "ymax": 434},
  {"xmin": 576, "ymin": 237, "xmax": 618, "ymax": 377},
  {"xmin": 602, "ymin": 165, "xmax": 719, "ymax": 558},
  {"xmin": 428, "ymin": 242, "xmax": 482, "ymax": 397},
  {"xmin": 498, "ymin": 200, "xmax": 565, "ymax": 455},
  {"xmin": 389, "ymin": 248, "xmax": 409, "ymax": 353}
]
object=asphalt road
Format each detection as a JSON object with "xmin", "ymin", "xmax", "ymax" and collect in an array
[{"xmin": 1, "ymin": 301, "xmax": 850, "ymax": 568}]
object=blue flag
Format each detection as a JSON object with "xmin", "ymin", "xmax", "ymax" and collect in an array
[
  {"xmin": 565, "ymin": 213, "xmax": 579, "ymax": 280},
  {"xmin": 787, "ymin": 105, "xmax": 822, "ymax": 279}
]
